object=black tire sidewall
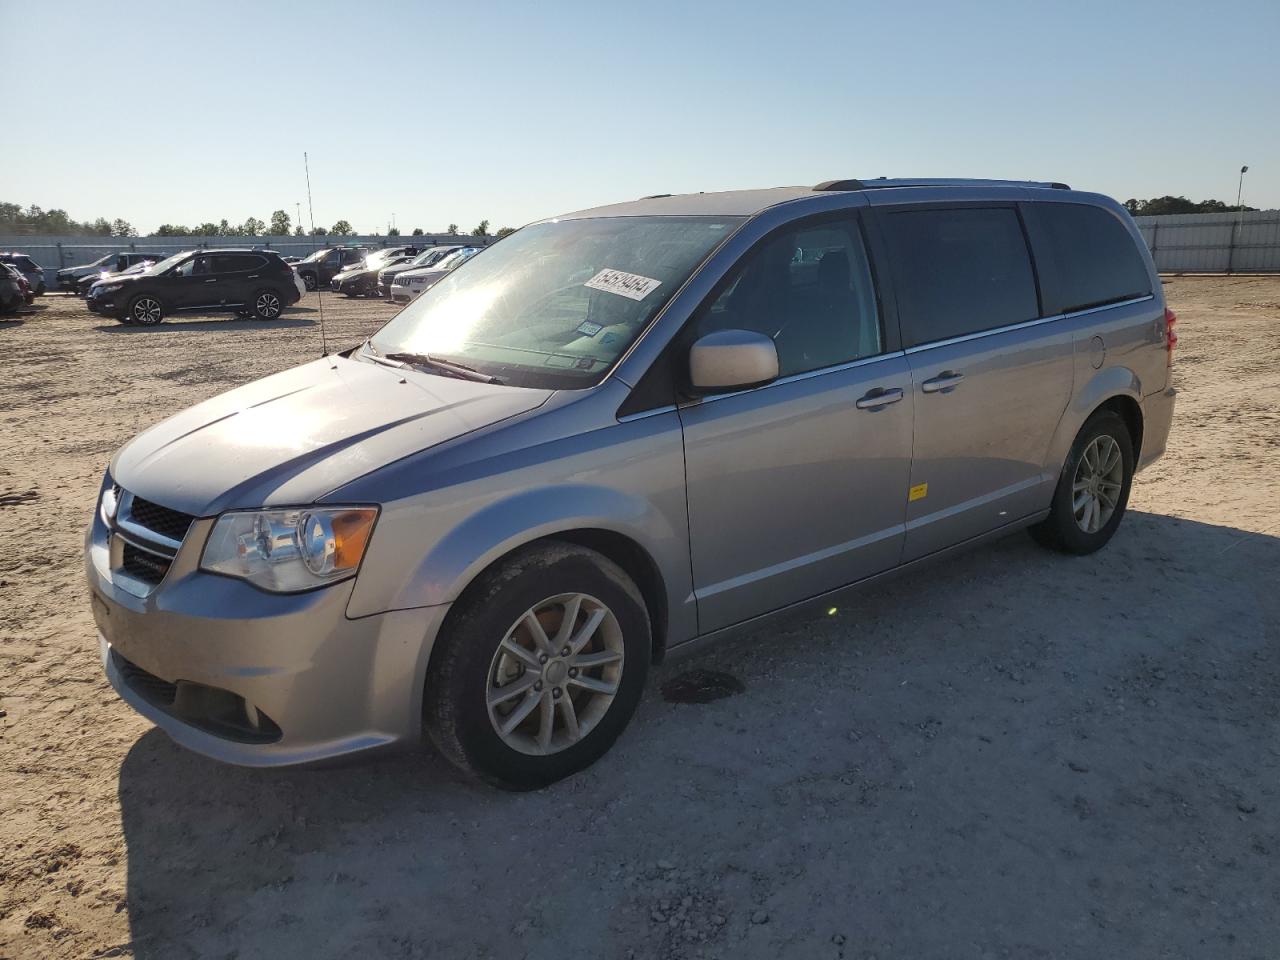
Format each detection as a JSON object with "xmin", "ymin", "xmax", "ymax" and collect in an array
[
  {"xmin": 426, "ymin": 544, "xmax": 650, "ymax": 790},
  {"xmin": 1047, "ymin": 410, "xmax": 1134, "ymax": 554}
]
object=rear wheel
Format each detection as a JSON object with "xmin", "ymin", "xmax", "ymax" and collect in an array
[
  {"xmin": 127, "ymin": 295, "xmax": 164, "ymax": 326},
  {"xmin": 250, "ymin": 288, "xmax": 283, "ymax": 320},
  {"xmin": 1030, "ymin": 409, "xmax": 1134, "ymax": 555},
  {"xmin": 424, "ymin": 542, "xmax": 650, "ymax": 790}
]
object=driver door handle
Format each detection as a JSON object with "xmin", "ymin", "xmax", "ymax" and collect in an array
[
  {"xmin": 921, "ymin": 371, "xmax": 965, "ymax": 393},
  {"xmin": 855, "ymin": 387, "xmax": 904, "ymax": 409},
  {"xmin": 203, "ymin": 279, "xmax": 218, "ymax": 283}
]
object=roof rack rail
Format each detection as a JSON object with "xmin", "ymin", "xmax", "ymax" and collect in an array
[
  {"xmin": 814, "ymin": 178, "xmax": 1071, "ymax": 191},
  {"xmin": 640, "ymin": 193, "xmax": 673, "ymax": 200}
]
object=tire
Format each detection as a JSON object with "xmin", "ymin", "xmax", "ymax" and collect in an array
[
  {"xmin": 126, "ymin": 294, "xmax": 164, "ymax": 326},
  {"xmin": 1030, "ymin": 409, "xmax": 1134, "ymax": 555},
  {"xmin": 250, "ymin": 288, "xmax": 283, "ymax": 320},
  {"xmin": 301, "ymin": 272, "xmax": 317, "ymax": 292},
  {"xmin": 35, "ymin": 283, "xmax": 46, "ymax": 296},
  {"xmin": 425, "ymin": 541, "xmax": 651, "ymax": 790}
]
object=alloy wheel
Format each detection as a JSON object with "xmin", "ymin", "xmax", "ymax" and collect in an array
[
  {"xmin": 486, "ymin": 593, "xmax": 624, "ymax": 756},
  {"xmin": 1072, "ymin": 434, "xmax": 1123, "ymax": 533},
  {"xmin": 255, "ymin": 292, "xmax": 281, "ymax": 318},
  {"xmin": 132, "ymin": 298, "xmax": 162, "ymax": 325}
]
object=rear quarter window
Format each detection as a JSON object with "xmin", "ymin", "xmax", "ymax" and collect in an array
[
  {"xmin": 880, "ymin": 206, "xmax": 1040, "ymax": 347},
  {"xmin": 1032, "ymin": 203, "xmax": 1152, "ymax": 314}
]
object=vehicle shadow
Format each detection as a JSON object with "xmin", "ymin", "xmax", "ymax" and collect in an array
[
  {"xmin": 115, "ymin": 511, "xmax": 1280, "ymax": 958},
  {"xmin": 0, "ymin": 318, "xmax": 24, "ymax": 329},
  {"xmin": 94, "ymin": 317, "xmax": 317, "ymax": 333}
]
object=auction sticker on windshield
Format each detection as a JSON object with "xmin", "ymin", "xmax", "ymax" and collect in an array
[{"xmin": 583, "ymin": 268, "xmax": 661, "ymax": 301}]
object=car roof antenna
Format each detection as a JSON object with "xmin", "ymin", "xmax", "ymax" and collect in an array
[{"xmin": 304, "ymin": 151, "xmax": 333, "ymax": 363}]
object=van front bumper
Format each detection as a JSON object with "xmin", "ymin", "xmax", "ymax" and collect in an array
[{"xmin": 86, "ymin": 513, "xmax": 448, "ymax": 767}]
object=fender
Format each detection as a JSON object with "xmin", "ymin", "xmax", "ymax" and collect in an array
[{"xmin": 1044, "ymin": 364, "xmax": 1142, "ymax": 477}]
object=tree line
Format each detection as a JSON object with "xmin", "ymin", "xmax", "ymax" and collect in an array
[
  {"xmin": 2, "ymin": 202, "xmax": 515, "ymax": 239},
  {"xmin": 1123, "ymin": 196, "xmax": 1259, "ymax": 216}
]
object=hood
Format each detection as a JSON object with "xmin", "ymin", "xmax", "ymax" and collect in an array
[
  {"xmin": 399, "ymin": 267, "xmax": 448, "ymax": 282},
  {"xmin": 110, "ymin": 355, "xmax": 552, "ymax": 516}
]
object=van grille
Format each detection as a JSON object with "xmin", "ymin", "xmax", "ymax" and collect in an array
[
  {"xmin": 127, "ymin": 496, "xmax": 194, "ymax": 543},
  {"xmin": 121, "ymin": 542, "xmax": 172, "ymax": 585}
]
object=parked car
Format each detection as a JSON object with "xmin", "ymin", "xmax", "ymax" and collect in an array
[
  {"xmin": 57, "ymin": 252, "xmax": 165, "ymax": 292},
  {"xmin": 388, "ymin": 247, "xmax": 480, "ymax": 303},
  {"xmin": 1, "ymin": 264, "xmax": 27, "ymax": 313},
  {"xmin": 293, "ymin": 246, "xmax": 369, "ymax": 291},
  {"xmin": 376, "ymin": 245, "xmax": 462, "ymax": 296},
  {"xmin": 77, "ymin": 258, "xmax": 160, "ymax": 297},
  {"xmin": 0, "ymin": 253, "xmax": 46, "ymax": 295},
  {"xmin": 85, "ymin": 249, "xmax": 303, "ymax": 324},
  {"xmin": 331, "ymin": 250, "xmax": 421, "ymax": 296},
  {"xmin": 87, "ymin": 178, "xmax": 1175, "ymax": 788},
  {"xmin": 279, "ymin": 255, "xmax": 302, "ymax": 264}
]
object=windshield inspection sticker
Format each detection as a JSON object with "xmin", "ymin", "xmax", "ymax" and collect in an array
[
  {"xmin": 584, "ymin": 268, "xmax": 661, "ymax": 301},
  {"xmin": 576, "ymin": 320, "xmax": 604, "ymax": 337}
]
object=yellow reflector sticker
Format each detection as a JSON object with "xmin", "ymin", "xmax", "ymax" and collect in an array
[{"xmin": 909, "ymin": 482, "xmax": 929, "ymax": 502}]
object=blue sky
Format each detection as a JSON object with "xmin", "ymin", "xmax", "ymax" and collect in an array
[{"xmin": 2, "ymin": 0, "xmax": 1276, "ymax": 234}]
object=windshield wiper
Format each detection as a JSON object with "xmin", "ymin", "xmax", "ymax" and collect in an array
[{"xmin": 381, "ymin": 351, "xmax": 504, "ymax": 384}]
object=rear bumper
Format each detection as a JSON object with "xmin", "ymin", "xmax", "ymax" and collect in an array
[{"xmin": 1137, "ymin": 386, "xmax": 1176, "ymax": 471}]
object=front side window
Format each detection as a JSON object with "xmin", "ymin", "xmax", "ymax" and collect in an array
[
  {"xmin": 1034, "ymin": 203, "xmax": 1152, "ymax": 314},
  {"xmin": 370, "ymin": 216, "xmax": 741, "ymax": 389},
  {"xmin": 881, "ymin": 207, "xmax": 1039, "ymax": 347},
  {"xmin": 172, "ymin": 255, "xmax": 211, "ymax": 278},
  {"xmin": 690, "ymin": 215, "xmax": 881, "ymax": 377}
]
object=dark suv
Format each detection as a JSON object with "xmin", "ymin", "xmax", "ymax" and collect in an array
[
  {"xmin": 293, "ymin": 246, "xmax": 368, "ymax": 291},
  {"xmin": 86, "ymin": 250, "xmax": 303, "ymax": 325}
]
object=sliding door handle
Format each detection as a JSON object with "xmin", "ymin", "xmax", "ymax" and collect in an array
[
  {"xmin": 921, "ymin": 371, "xmax": 965, "ymax": 393},
  {"xmin": 855, "ymin": 387, "xmax": 904, "ymax": 409}
]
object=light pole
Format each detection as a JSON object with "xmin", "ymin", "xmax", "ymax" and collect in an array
[
  {"xmin": 296, "ymin": 202, "xmax": 302, "ymax": 235},
  {"xmin": 1228, "ymin": 165, "xmax": 1250, "ymax": 275}
]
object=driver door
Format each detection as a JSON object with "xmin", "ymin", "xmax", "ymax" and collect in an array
[{"xmin": 678, "ymin": 212, "xmax": 914, "ymax": 632}]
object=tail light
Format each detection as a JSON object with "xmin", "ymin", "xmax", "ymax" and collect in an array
[{"xmin": 1164, "ymin": 307, "xmax": 1177, "ymax": 365}]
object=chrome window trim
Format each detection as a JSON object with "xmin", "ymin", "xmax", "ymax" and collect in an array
[{"xmin": 904, "ymin": 294, "xmax": 1154, "ymax": 355}]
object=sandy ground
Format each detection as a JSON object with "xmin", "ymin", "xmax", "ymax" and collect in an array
[{"xmin": 1, "ymin": 278, "xmax": 1278, "ymax": 959}]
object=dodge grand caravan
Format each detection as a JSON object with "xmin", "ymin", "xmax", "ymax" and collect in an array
[{"xmin": 86, "ymin": 179, "xmax": 1177, "ymax": 788}]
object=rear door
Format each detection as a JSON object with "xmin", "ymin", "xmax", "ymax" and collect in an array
[
  {"xmin": 211, "ymin": 253, "xmax": 267, "ymax": 305},
  {"xmin": 873, "ymin": 204, "xmax": 1074, "ymax": 562},
  {"xmin": 679, "ymin": 211, "xmax": 914, "ymax": 632}
]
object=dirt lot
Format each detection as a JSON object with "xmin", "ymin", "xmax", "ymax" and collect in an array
[{"xmin": 1, "ymin": 278, "xmax": 1278, "ymax": 959}]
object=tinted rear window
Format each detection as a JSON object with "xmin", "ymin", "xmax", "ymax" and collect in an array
[
  {"xmin": 213, "ymin": 253, "xmax": 267, "ymax": 272},
  {"xmin": 1034, "ymin": 203, "xmax": 1152, "ymax": 314},
  {"xmin": 881, "ymin": 207, "xmax": 1039, "ymax": 347}
]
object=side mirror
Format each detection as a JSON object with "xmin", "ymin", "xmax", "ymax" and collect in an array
[{"xmin": 688, "ymin": 329, "xmax": 779, "ymax": 394}]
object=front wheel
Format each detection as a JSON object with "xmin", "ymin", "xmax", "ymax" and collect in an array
[
  {"xmin": 127, "ymin": 295, "xmax": 164, "ymax": 326},
  {"xmin": 301, "ymin": 272, "xmax": 317, "ymax": 292},
  {"xmin": 250, "ymin": 288, "xmax": 283, "ymax": 320},
  {"xmin": 1030, "ymin": 409, "xmax": 1134, "ymax": 555},
  {"xmin": 424, "ymin": 542, "xmax": 650, "ymax": 790}
]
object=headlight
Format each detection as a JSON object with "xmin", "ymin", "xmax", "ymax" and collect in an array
[
  {"xmin": 100, "ymin": 481, "xmax": 120, "ymax": 525},
  {"xmin": 200, "ymin": 506, "xmax": 378, "ymax": 592},
  {"xmin": 97, "ymin": 282, "xmax": 123, "ymax": 294}
]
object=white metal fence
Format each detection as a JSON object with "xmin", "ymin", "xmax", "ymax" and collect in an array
[
  {"xmin": 0, "ymin": 233, "xmax": 491, "ymax": 277},
  {"xmin": 1132, "ymin": 210, "xmax": 1280, "ymax": 273}
]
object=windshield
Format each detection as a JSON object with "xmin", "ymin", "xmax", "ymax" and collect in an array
[
  {"xmin": 369, "ymin": 216, "xmax": 741, "ymax": 389},
  {"xmin": 410, "ymin": 247, "xmax": 451, "ymax": 267},
  {"xmin": 142, "ymin": 251, "xmax": 194, "ymax": 276},
  {"xmin": 299, "ymin": 248, "xmax": 331, "ymax": 264},
  {"xmin": 432, "ymin": 249, "xmax": 473, "ymax": 272},
  {"xmin": 91, "ymin": 254, "xmax": 114, "ymax": 267}
]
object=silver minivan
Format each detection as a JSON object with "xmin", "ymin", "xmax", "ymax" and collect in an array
[{"xmin": 87, "ymin": 179, "xmax": 1177, "ymax": 788}]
